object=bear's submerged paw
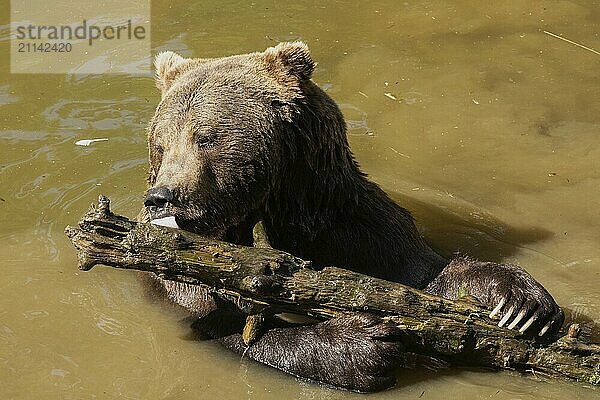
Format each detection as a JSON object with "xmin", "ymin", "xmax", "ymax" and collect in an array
[
  {"xmin": 293, "ymin": 313, "xmax": 406, "ymax": 392},
  {"xmin": 227, "ymin": 313, "xmax": 405, "ymax": 392}
]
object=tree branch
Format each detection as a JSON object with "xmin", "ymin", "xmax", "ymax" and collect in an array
[{"xmin": 65, "ymin": 196, "xmax": 600, "ymax": 386}]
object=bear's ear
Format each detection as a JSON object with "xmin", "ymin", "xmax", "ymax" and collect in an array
[
  {"xmin": 154, "ymin": 51, "xmax": 187, "ymax": 94},
  {"xmin": 264, "ymin": 41, "xmax": 315, "ymax": 81}
]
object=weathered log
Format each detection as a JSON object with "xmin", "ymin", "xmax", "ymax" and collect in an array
[{"xmin": 65, "ymin": 196, "xmax": 600, "ymax": 386}]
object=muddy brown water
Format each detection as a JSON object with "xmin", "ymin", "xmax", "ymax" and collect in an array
[{"xmin": 1, "ymin": 1, "xmax": 599, "ymax": 399}]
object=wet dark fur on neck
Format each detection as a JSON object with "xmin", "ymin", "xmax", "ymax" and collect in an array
[{"xmin": 263, "ymin": 80, "xmax": 447, "ymax": 287}]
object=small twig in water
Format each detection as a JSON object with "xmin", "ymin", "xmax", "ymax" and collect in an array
[{"xmin": 542, "ymin": 30, "xmax": 600, "ymax": 56}]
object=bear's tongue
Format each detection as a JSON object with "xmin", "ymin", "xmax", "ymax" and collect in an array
[{"xmin": 150, "ymin": 216, "xmax": 180, "ymax": 229}]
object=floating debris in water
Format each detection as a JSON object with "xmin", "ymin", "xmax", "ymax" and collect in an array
[
  {"xmin": 543, "ymin": 30, "xmax": 600, "ymax": 56},
  {"xmin": 384, "ymin": 92, "xmax": 397, "ymax": 100},
  {"xmin": 75, "ymin": 138, "xmax": 108, "ymax": 146}
]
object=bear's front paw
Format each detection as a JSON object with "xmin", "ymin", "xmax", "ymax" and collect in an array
[
  {"xmin": 485, "ymin": 265, "xmax": 564, "ymax": 337},
  {"xmin": 233, "ymin": 312, "xmax": 405, "ymax": 392},
  {"xmin": 312, "ymin": 313, "xmax": 405, "ymax": 392},
  {"xmin": 427, "ymin": 258, "xmax": 565, "ymax": 338}
]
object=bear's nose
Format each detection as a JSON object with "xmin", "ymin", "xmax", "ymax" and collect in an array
[{"xmin": 144, "ymin": 186, "xmax": 174, "ymax": 209}]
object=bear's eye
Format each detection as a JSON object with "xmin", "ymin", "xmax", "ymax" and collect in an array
[
  {"xmin": 196, "ymin": 133, "xmax": 216, "ymax": 148},
  {"xmin": 271, "ymin": 99, "xmax": 287, "ymax": 107}
]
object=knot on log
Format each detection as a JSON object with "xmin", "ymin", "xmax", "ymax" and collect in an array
[{"xmin": 240, "ymin": 274, "xmax": 283, "ymax": 295}]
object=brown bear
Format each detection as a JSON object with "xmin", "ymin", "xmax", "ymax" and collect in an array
[{"xmin": 141, "ymin": 42, "xmax": 564, "ymax": 392}]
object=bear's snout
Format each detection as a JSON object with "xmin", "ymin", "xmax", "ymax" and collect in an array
[{"xmin": 144, "ymin": 186, "xmax": 175, "ymax": 213}]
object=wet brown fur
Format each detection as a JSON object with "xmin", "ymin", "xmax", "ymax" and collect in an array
[{"xmin": 142, "ymin": 42, "xmax": 563, "ymax": 392}]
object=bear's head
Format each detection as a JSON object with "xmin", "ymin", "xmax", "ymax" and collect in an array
[{"xmin": 145, "ymin": 42, "xmax": 358, "ymax": 244}]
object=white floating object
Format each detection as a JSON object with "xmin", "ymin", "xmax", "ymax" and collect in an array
[
  {"xmin": 75, "ymin": 138, "xmax": 108, "ymax": 146},
  {"xmin": 150, "ymin": 216, "xmax": 179, "ymax": 229}
]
